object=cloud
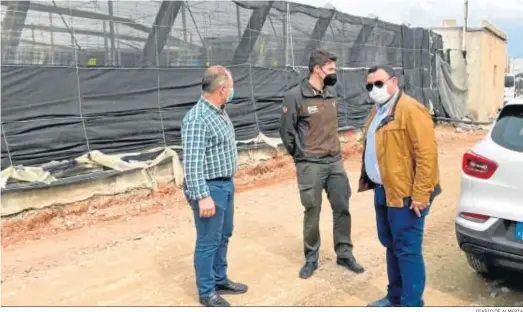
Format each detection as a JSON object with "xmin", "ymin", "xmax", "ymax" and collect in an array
[{"xmin": 298, "ymin": 0, "xmax": 522, "ymax": 26}]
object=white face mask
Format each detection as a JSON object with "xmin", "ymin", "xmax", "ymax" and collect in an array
[{"xmin": 369, "ymin": 86, "xmax": 392, "ymax": 104}]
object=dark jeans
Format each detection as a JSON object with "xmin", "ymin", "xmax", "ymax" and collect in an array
[
  {"xmin": 184, "ymin": 179, "xmax": 235, "ymax": 297},
  {"xmin": 374, "ymin": 185, "xmax": 430, "ymax": 307},
  {"xmin": 296, "ymin": 159, "xmax": 354, "ymax": 263}
]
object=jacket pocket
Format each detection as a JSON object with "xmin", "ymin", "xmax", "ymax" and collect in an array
[{"xmin": 296, "ymin": 162, "xmax": 321, "ymax": 210}]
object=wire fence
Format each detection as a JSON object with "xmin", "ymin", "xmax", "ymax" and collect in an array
[
  {"xmin": 1, "ymin": 0, "xmax": 444, "ymax": 169},
  {"xmin": 2, "ymin": 0, "xmax": 438, "ymax": 68}
]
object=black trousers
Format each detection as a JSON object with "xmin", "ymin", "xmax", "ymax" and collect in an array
[{"xmin": 295, "ymin": 159, "xmax": 354, "ymax": 263}]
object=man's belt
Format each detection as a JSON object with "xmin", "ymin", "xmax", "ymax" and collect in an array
[{"xmin": 207, "ymin": 177, "xmax": 232, "ymax": 182}]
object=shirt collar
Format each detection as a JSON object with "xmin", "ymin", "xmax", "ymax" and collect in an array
[
  {"xmin": 300, "ymin": 78, "xmax": 333, "ymax": 98},
  {"xmin": 200, "ymin": 95, "xmax": 221, "ymax": 113},
  {"xmin": 308, "ymin": 82, "xmax": 323, "ymax": 95}
]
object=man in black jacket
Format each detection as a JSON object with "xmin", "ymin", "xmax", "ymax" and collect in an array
[{"xmin": 279, "ymin": 49, "xmax": 364, "ymax": 279}]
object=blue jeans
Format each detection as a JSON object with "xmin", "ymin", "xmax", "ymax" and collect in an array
[
  {"xmin": 374, "ymin": 185, "xmax": 430, "ymax": 307},
  {"xmin": 184, "ymin": 179, "xmax": 235, "ymax": 297}
]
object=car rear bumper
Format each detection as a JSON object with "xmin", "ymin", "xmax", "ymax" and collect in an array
[{"xmin": 456, "ymin": 222, "xmax": 523, "ymax": 272}]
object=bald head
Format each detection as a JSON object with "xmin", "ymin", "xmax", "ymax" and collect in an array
[
  {"xmin": 202, "ymin": 65, "xmax": 232, "ymax": 93},
  {"xmin": 201, "ymin": 65, "xmax": 234, "ymax": 107}
]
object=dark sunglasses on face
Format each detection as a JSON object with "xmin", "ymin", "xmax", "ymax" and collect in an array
[
  {"xmin": 366, "ymin": 81, "xmax": 385, "ymax": 91},
  {"xmin": 365, "ymin": 76, "xmax": 394, "ymax": 92}
]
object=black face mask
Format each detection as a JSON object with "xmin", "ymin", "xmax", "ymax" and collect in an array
[{"xmin": 323, "ymin": 73, "xmax": 337, "ymax": 86}]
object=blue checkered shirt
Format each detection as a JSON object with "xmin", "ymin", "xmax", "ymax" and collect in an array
[{"xmin": 181, "ymin": 96, "xmax": 238, "ymax": 200}]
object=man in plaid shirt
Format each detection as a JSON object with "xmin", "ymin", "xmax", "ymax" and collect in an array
[{"xmin": 182, "ymin": 65, "xmax": 247, "ymax": 307}]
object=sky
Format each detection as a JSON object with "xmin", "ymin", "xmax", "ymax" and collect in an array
[{"xmin": 295, "ymin": 0, "xmax": 523, "ymax": 58}]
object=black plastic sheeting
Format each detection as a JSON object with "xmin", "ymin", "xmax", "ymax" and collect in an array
[
  {"xmin": 0, "ymin": 0, "xmax": 442, "ymax": 69},
  {"xmin": 1, "ymin": 27, "xmax": 444, "ymax": 170}
]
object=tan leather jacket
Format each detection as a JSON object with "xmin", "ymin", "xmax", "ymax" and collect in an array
[{"xmin": 357, "ymin": 91, "xmax": 441, "ymax": 207}]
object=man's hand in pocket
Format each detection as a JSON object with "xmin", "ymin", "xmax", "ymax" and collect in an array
[
  {"xmin": 199, "ymin": 197, "xmax": 216, "ymax": 218},
  {"xmin": 410, "ymin": 200, "xmax": 428, "ymax": 218}
]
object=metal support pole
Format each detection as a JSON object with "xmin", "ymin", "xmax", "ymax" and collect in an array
[
  {"xmin": 236, "ymin": 5, "xmax": 241, "ymax": 40},
  {"xmin": 49, "ymin": 12, "xmax": 55, "ymax": 64},
  {"xmin": 283, "ymin": 9, "xmax": 288, "ymax": 66},
  {"xmin": 462, "ymin": 0, "xmax": 468, "ymax": 52},
  {"xmin": 232, "ymin": 1, "xmax": 274, "ymax": 64},
  {"xmin": 108, "ymin": 0, "xmax": 116, "ymax": 65},
  {"xmin": 182, "ymin": 2, "xmax": 187, "ymax": 42},
  {"xmin": 103, "ymin": 21, "xmax": 109, "ymax": 65}
]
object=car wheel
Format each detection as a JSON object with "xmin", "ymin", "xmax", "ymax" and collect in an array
[{"xmin": 466, "ymin": 253, "xmax": 490, "ymax": 274}]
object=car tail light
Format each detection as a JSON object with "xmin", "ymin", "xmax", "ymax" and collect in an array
[
  {"xmin": 460, "ymin": 212, "xmax": 490, "ymax": 223},
  {"xmin": 462, "ymin": 151, "xmax": 498, "ymax": 179}
]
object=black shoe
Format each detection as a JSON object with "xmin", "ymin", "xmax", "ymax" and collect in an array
[
  {"xmin": 216, "ymin": 279, "xmax": 248, "ymax": 295},
  {"xmin": 199, "ymin": 292, "xmax": 231, "ymax": 307},
  {"xmin": 337, "ymin": 257, "xmax": 365, "ymax": 274},
  {"xmin": 299, "ymin": 261, "xmax": 318, "ymax": 279}
]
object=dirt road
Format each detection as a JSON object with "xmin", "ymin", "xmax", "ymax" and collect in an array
[{"xmin": 2, "ymin": 128, "xmax": 523, "ymax": 306}]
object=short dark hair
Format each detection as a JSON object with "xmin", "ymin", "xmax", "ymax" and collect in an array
[
  {"xmin": 308, "ymin": 49, "xmax": 337, "ymax": 73},
  {"xmin": 367, "ymin": 65, "xmax": 396, "ymax": 78},
  {"xmin": 201, "ymin": 65, "xmax": 231, "ymax": 93}
]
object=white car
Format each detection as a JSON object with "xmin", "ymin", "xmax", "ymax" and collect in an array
[
  {"xmin": 504, "ymin": 74, "xmax": 516, "ymax": 105},
  {"xmin": 456, "ymin": 96, "xmax": 523, "ymax": 274}
]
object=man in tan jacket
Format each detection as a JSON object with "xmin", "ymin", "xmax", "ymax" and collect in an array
[{"xmin": 358, "ymin": 65, "xmax": 441, "ymax": 307}]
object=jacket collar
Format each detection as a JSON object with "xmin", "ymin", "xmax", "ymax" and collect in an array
[
  {"xmin": 300, "ymin": 78, "xmax": 334, "ymax": 99},
  {"xmin": 376, "ymin": 90, "xmax": 403, "ymax": 130}
]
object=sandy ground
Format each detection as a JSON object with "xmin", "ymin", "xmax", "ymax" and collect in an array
[{"xmin": 2, "ymin": 127, "xmax": 523, "ymax": 307}]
